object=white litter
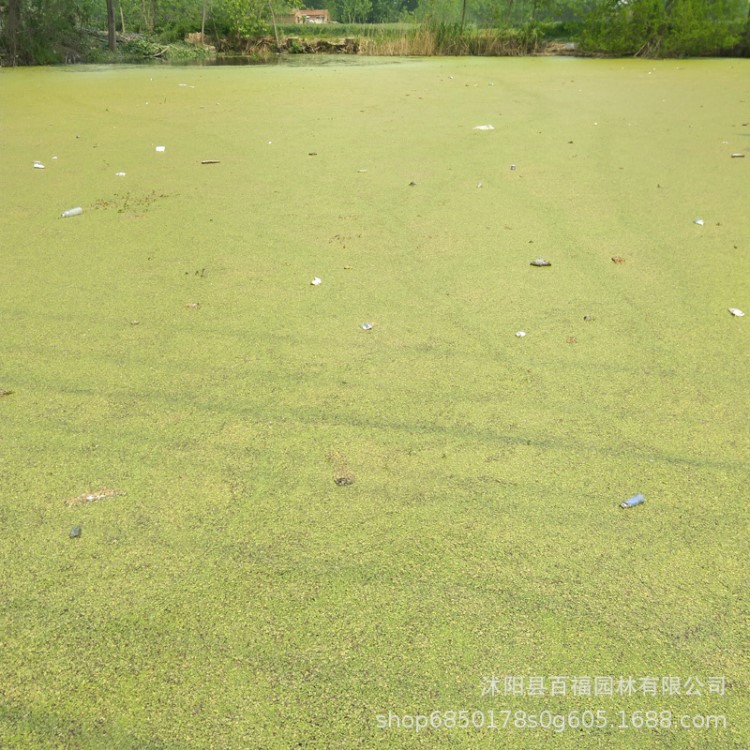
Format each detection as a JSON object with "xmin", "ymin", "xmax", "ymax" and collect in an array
[
  {"xmin": 155, "ymin": 146, "xmax": 166, "ymax": 152},
  {"xmin": 60, "ymin": 207, "xmax": 83, "ymax": 218},
  {"xmin": 33, "ymin": 161, "xmax": 45, "ymax": 169},
  {"xmin": 473, "ymin": 125, "xmax": 495, "ymax": 131},
  {"xmin": 515, "ymin": 331, "xmax": 527, "ymax": 338},
  {"xmin": 115, "ymin": 171, "xmax": 126, "ymax": 177},
  {"xmin": 731, "ymin": 153, "xmax": 745, "ymax": 158},
  {"xmin": 311, "ymin": 277, "xmax": 322, "ymax": 286},
  {"xmin": 693, "ymin": 218, "xmax": 704, "ymax": 226},
  {"xmin": 360, "ymin": 322, "xmax": 373, "ymax": 330},
  {"xmin": 477, "ymin": 181, "xmax": 483, "ymax": 189},
  {"xmin": 728, "ymin": 307, "xmax": 745, "ymax": 317}
]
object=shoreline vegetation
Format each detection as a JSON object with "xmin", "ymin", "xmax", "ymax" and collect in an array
[
  {"xmin": 3, "ymin": 0, "xmax": 750, "ymax": 66},
  {"xmin": 95, "ymin": 25, "xmax": 579, "ymax": 64}
]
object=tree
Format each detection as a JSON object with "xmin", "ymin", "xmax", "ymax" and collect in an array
[
  {"xmin": 335, "ymin": 0, "xmax": 372, "ymax": 21},
  {"xmin": 107, "ymin": 0, "xmax": 116, "ymax": 49}
]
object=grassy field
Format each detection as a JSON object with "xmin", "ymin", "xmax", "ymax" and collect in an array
[{"xmin": 0, "ymin": 58, "xmax": 748, "ymax": 749}]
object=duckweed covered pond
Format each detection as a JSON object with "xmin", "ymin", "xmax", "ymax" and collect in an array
[{"xmin": 1, "ymin": 58, "xmax": 749, "ymax": 749}]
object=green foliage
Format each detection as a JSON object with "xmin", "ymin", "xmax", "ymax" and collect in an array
[
  {"xmin": 0, "ymin": 0, "xmax": 97, "ymax": 63},
  {"xmin": 336, "ymin": 0, "xmax": 373, "ymax": 22},
  {"xmin": 218, "ymin": 0, "xmax": 269, "ymax": 36},
  {"xmin": 579, "ymin": 0, "xmax": 746, "ymax": 56}
]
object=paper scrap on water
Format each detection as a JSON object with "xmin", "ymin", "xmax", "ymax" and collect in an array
[
  {"xmin": 728, "ymin": 307, "xmax": 745, "ymax": 317},
  {"xmin": 33, "ymin": 162, "xmax": 45, "ymax": 169},
  {"xmin": 155, "ymin": 146, "xmax": 166, "ymax": 152},
  {"xmin": 693, "ymin": 218, "xmax": 704, "ymax": 225},
  {"xmin": 515, "ymin": 331, "xmax": 527, "ymax": 337},
  {"xmin": 115, "ymin": 171, "xmax": 126, "ymax": 176},
  {"xmin": 311, "ymin": 277, "xmax": 322, "ymax": 286},
  {"xmin": 473, "ymin": 125, "xmax": 495, "ymax": 131}
]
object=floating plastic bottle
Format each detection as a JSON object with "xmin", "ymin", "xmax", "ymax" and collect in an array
[
  {"xmin": 620, "ymin": 493, "xmax": 645, "ymax": 509},
  {"xmin": 360, "ymin": 322, "xmax": 373, "ymax": 330},
  {"xmin": 60, "ymin": 207, "xmax": 83, "ymax": 218}
]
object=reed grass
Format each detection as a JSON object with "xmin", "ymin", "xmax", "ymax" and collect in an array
[{"xmin": 360, "ymin": 22, "xmax": 545, "ymax": 56}]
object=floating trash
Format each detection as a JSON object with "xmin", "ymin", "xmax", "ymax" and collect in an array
[
  {"xmin": 620, "ymin": 493, "xmax": 645, "ymax": 509},
  {"xmin": 510, "ymin": 164, "xmax": 517, "ymax": 171},
  {"xmin": 515, "ymin": 331, "xmax": 526, "ymax": 338},
  {"xmin": 360, "ymin": 322, "xmax": 373, "ymax": 330},
  {"xmin": 52, "ymin": 156, "xmax": 58, "ymax": 160},
  {"xmin": 0, "ymin": 389, "xmax": 14, "ymax": 397},
  {"xmin": 185, "ymin": 302, "xmax": 201, "ymax": 310},
  {"xmin": 357, "ymin": 169, "xmax": 368, "ymax": 173},
  {"xmin": 66, "ymin": 487, "xmax": 126, "ymax": 507},
  {"xmin": 409, "ymin": 181, "xmax": 417, "ymax": 187},
  {"xmin": 611, "ymin": 255, "xmax": 625, "ymax": 264},
  {"xmin": 728, "ymin": 307, "xmax": 745, "ymax": 317},
  {"xmin": 693, "ymin": 218, "xmax": 704, "ymax": 226},
  {"xmin": 477, "ymin": 181, "xmax": 483, "ymax": 189},
  {"xmin": 730, "ymin": 153, "xmax": 745, "ymax": 158},
  {"xmin": 327, "ymin": 450, "xmax": 356, "ymax": 486},
  {"xmin": 130, "ymin": 320, "xmax": 140, "ymax": 326},
  {"xmin": 583, "ymin": 315, "xmax": 594, "ymax": 322},
  {"xmin": 115, "ymin": 171, "xmax": 126, "ymax": 176},
  {"xmin": 530, "ymin": 258, "xmax": 551, "ymax": 267},
  {"xmin": 155, "ymin": 146, "xmax": 166, "ymax": 152},
  {"xmin": 473, "ymin": 125, "xmax": 495, "ymax": 131},
  {"xmin": 308, "ymin": 152, "xmax": 317, "ymax": 156},
  {"xmin": 60, "ymin": 207, "xmax": 83, "ymax": 218},
  {"xmin": 311, "ymin": 277, "xmax": 322, "ymax": 286},
  {"xmin": 69, "ymin": 526, "xmax": 82, "ymax": 538},
  {"xmin": 33, "ymin": 162, "xmax": 45, "ymax": 169},
  {"xmin": 200, "ymin": 160, "xmax": 220, "ymax": 165}
]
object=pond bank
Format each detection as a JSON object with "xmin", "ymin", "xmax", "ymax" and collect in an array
[{"xmin": 206, "ymin": 33, "xmax": 579, "ymax": 60}]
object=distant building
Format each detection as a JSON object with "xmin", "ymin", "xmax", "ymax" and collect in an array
[{"xmin": 291, "ymin": 8, "xmax": 331, "ymax": 23}]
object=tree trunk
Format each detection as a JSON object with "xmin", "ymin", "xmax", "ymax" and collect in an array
[
  {"xmin": 268, "ymin": 0, "xmax": 280, "ymax": 50},
  {"xmin": 107, "ymin": 0, "xmax": 116, "ymax": 51},
  {"xmin": 120, "ymin": 1, "xmax": 126, "ymax": 33},
  {"xmin": 460, "ymin": 0, "xmax": 467, "ymax": 28},
  {"xmin": 6, "ymin": 0, "xmax": 21, "ymax": 65}
]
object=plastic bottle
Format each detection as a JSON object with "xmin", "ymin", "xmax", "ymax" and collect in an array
[
  {"xmin": 61, "ymin": 207, "xmax": 83, "ymax": 218},
  {"xmin": 620, "ymin": 493, "xmax": 645, "ymax": 509}
]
